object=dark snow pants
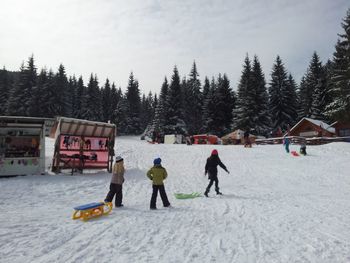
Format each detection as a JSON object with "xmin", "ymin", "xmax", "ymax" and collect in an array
[
  {"xmin": 150, "ymin": 185, "xmax": 170, "ymax": 209},
  {"xmin": 105, "ymin": 183, "xmax": 123, "ymax": 207},
  {"xmin": 285, "ymin": 143, "xmax": 290, "ymax": 153},
  {"xmin": 205, "ymin": 175, "xmax": 220, "ymax": 194}
]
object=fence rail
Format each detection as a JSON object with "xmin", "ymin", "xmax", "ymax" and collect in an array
[{"xmin": 255, "ymin": 136, "xmax": 350, "ymax": 145}]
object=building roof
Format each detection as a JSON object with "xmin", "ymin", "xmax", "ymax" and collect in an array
[
  {"xmin": 290, "ymin": 117, "xmax": 335, "ymax": 134},
  {"xmin": 221, "ymin": 129, "xmax": 244, "ymax": 139},
  {"xmin": 0, "ymin": 116, "xmax": 54, "ymax": 125},
  {"xmin": 51, "ymin": 117, "xmax": 116, "ymax": 139}
]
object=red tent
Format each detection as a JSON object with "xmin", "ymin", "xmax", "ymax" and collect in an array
[{"xmin": 192, "ymin": 134, "xmax": 218, "ymax": 144}]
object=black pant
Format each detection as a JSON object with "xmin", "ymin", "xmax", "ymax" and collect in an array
[
  {"xmin": 150, "ymin": 185, "xmax": 170, "ymax": 209},
  {"xmin": 105, "ymin": 183, "xmax": 123, "ymax": 206},
  {"xmin": 205, "ymin": 176, "xmax": 220, "ymax": 193}
]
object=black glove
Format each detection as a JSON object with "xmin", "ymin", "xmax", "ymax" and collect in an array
[{"xmin": 226, "ymin": 170, "xmax": 230, "ymax": 174}]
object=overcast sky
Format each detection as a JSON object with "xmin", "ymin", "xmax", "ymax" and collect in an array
[{"xmin": 0, "ymin": 0, "xmax": 348, "ymax": 94}]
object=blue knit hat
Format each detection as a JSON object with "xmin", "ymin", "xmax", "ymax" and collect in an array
[{"xmin": 153, "ymin": 158, "xmax": 161, "ymax": 165}]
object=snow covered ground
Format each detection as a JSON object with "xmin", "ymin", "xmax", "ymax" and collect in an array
[{"xmin": 1, "ymin": 137, "xmax": 350, "ymax": 263}]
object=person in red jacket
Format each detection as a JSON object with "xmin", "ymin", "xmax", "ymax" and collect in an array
[{"xmin": 204, "ymin": 149, "xmax": 229, "ymax": 197}]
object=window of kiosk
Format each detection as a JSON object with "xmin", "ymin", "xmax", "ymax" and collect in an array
[
  {"xmin": 59, "ymin": 135, "xmax": 109, "ymax": 163},
  {"xmin": 0, "ymin": 130, "xmax": 40, "ymax": 158}
]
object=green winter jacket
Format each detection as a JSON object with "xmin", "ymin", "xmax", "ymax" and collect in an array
[{"xmin": 147, "ymin": 165, "xmax": 168, "ymax": 185}]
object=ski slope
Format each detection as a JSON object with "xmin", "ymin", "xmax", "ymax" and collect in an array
[{"xmin": 1, "ymin": 137, "xmax": 350, "ymax": 263}]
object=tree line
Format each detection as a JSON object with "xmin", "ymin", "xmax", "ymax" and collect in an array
[{"xmin": 0, "ymin": 9, "xmax": 349, "ymax": 137}]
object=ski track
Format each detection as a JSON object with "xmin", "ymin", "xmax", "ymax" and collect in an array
[{"xmin": 1, "ymin": 137, "xmax": 350, "ymax": 263}]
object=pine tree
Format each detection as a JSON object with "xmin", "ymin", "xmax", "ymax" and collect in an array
[
  {"xmin": 42, "ymin": 70, "xmax": 56, "ymax": 118},
  {"xmin": 7, "ymin": 57, "xmax": 37, "ymax": 116},
  {"xmin": 164, "ymin": 66, "xmax": 187, "ymax": 134},
  {"xmin": 110, "ymin": 83, "xmax": 122, "ymax": 124},
  {"xmin": 74, "ymin": 76, "xmax": 85, "ymax": 118},
  {"xmin": 251, "ymin": 55, "xmax": 271, "ymax": 135},
  {"xmin": 202, "ymin": 77, "xmax": 210, "ymax": 100},
  {"xmin": 201, "ymin": 77, "xmax": 211, "ymax": 132},
  {"xmin": 153, "ymin": 93, "xmax": 158, "ymax": 114},
  {"xmin": 233, "ymin": 55, "xmax": 254, "ymax": 131},
  {"xmin": 310, "ymin": 74, "xmax": 327, "ymax": 120},
  {"xmin": 325, "ymin": 9, "xmax": 350, "ymax": 121},
  {"xmin": 81, "ymin": 74, "xmax": 102, "ymax": 121},
  {"xmin": 48, "ymin": 64, "xmax": 69, "ymax": 117},
  {"xmin": 297, "ymin": 76, "xmax": 306, "ymax": 120},
  {"xmin": 183, "ymin": 61, "xmax": 203, "ymax": 134},
  {"xmin": 29, "ymin": 68, "xmax": 48, "ymax": 117},
  {"xmin": 211, "ymin": 74, "xmax": 234, "ymax": 136},
  {"xmin": 285, "ymin": 74, "xmax": 299, "ymax": 126},
  {"xmin": 299, "ymin": 52, "xmax": 324, "ymax": 119},
  {"xmin": 101, "ymin": 79, "xmax": 112, "ymax": 122},
  {"xmin": 202, "ymin": 77, "xmax": 217, "ymax": 133},
  {"xmin": 269, "ymin": 55, "xmax": 294, "ymax": 131},
  {"xmin": 0, "ymin": 67, "xmax": 11, "ymax": 115},
  {"xmin": 125, "ymin": 72, "xmax": 142, "ymax": 134},
  {"xmin": 146, "ymin": 91, "xmax": 155, "ymax": 125},
  {"xmin": 152, "ymin": 77, "xmax": 169, "ymax": 136},
  {"xmin": 67, "ymin": 76, "xmax": 77, "ymax": 118},
  {"xmin": 114, "ymin": 95, "xmax": 130, "ymax": 135},
  {"xmin": 322, "ymin": 60, "xmax": 335, "ymax": 121},
  {"xmin": 140, "ymin": 92, "xmax": 154, "ymax": 131},
  {"xmin": 24, "ymin": 55, "xmax": 38, "ymax": 116}
]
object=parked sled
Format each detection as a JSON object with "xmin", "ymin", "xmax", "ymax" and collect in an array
[
  {"xmin": 174, "ymin": 192, "xmax": 202, "ymax": 199},
  {"xmin": 72, "ymin": 202, "xmax": 113, "ymax": 221},
  {"xmin": 291, "ymin": 151, "xmax": 299, "ymax": 157}
]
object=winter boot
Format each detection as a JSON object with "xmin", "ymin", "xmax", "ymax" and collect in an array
[
  {"xmin": 216, "ymin": 188, "xmax": 222, "ymax": 195},
  {"xmin": 204, "ymin": 190, "xmax": 209, "ymax": 197}
]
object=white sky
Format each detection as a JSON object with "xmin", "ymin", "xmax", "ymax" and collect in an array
[{"xmin": 0, "ymin": 0, "xmax": 348, "ymax": 94}]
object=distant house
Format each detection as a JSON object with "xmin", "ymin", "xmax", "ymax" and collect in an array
[
  {"xmin": 221, "ymin": 129, "xmax": 244, "ymax": 145},
  {"xmin": 221, "ymin": 129, "xmax": 257, "ymax": 145},
  {"xmin": 330, "ymin": 121, "xmax": 350, "ymax": 137},
  {"xmin": 289, "ymin": 118, "xmax": 335, "ymax": 137}
]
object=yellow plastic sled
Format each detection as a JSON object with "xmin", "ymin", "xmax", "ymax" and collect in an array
[{"xmin": 72, "ymin": 202, "xmax": 113, "ymax": 221}]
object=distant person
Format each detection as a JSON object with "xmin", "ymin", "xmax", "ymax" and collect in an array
[
  {"xmin": 275, "ymin": 127, "xmax": 283, "ymax": 143},
  {"xmin": 300, "ymin": 143, "xmax": 307, "ymax": 155},
  {"xmin": 105, "ymin": 156, "xmax": 125, "ymax": 207},
  {"xmin": 63, "ymin": 136, "xmax": 70, "ymax": 149},
  {"xmin": 244, "ymin": 129, "xmax": 251, "ymax": 147},
  {"xmin": 186, "ymin": 135, "xmax": 192, "ymax": 145},
  {"xmin": 152, "ymin": 131, "xmax": 157, "ymax": 143},
  {"xmin": 98, "ymin": 139, "xmax": 104, "ymax": 149},
  {"xmin": 204, "ymin": 149, "xmax": 230, "ymax": 197},
  {"xmin": 283, "ymin": 135, "xmax": 290, "ymax": 153},
  {"xmin": 190, "ymin": 136, "xmax": 194, "ymax": 144}
]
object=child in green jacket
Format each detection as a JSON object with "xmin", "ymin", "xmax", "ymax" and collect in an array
[{"xmin": 147, "ymin": 158, "xmax": 171, "ymax": 210}]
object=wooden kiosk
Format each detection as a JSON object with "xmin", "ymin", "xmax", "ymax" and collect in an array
[
  {"xmin": 0, "ymin": 116, "xmax": 50, "ymax": 176},
  {"xmin": 51, "ymin": 117, "xmax": 116, "ymax": 174}
]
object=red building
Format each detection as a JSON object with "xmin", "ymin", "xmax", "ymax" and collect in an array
[
  {"xmin": 330, "ymin": 121, "xmax": 350, "ymax": 137},
  {"xmin": 289, "ymin": 118, "xmax": 335, "ymax": 137}
]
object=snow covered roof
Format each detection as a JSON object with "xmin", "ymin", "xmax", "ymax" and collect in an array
[
  {"xmin": 52, "ymin": 117, "xmax": 116, "ymax": 139},
  {"xmin": 290, "ymin": 117, "xmax": 335, "ymax": 134},
  {"xmin": 221, "ymin": 129, "xmax": 244, "ymax": 139}
]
